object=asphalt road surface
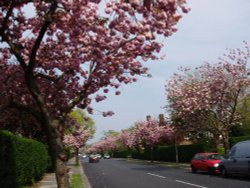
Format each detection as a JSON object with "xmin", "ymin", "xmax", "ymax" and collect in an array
[{"xmin": 82, "ymin": 158, "xmax": 250, "ymax": 188}]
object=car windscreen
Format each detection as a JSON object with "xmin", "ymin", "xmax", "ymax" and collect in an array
[{"xmin": 207, "ymin": 154, "xmax": 223, "ymax": 160}]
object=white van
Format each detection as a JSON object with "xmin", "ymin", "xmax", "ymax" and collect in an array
[{"xmin": 219, "ymin": 140, "xmax": 250, "ymax": 178}]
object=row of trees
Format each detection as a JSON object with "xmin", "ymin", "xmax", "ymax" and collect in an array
[
  {"xmin": 87, "ymin": 116, "xmax": 175, "ymax": 160},
  {"xmin": 1, "ymin": 0, "xmax": 249, "ymax": 186},
  {"xmin": 89, "ymin": 43, "xmax": 250, "ymax": 156},
  {"xmin": 0, "ymin": 0, "xmax": 189, "ymax": 187}
]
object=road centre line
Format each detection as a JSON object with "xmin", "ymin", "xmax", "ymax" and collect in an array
[
  {"xmin": 147, "ymin": 173, "xmax": 207, "ymax": 188},
  {"xmin": 176, "ymin": 180, "xmax": 207, "ymax": 188},
  {"xmin": 147, "ymin": 173, "xmax": 166, "ymax": 179}
]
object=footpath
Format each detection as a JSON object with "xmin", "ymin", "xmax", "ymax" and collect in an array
[{"xmin": 34, "ymin": 158, "xmax": 91, "ymax": 188}]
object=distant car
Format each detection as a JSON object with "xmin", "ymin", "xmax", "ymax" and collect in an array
[
  {"xmin": 219, "ymin": 140, "xmax": 250, "ymax": 178},
  {"xmin": 103, "ymin": 154, "xmax": 110, "ymax": 159},
  {"xmin": 82, "ymin": 154, "xmax": 87, "ymax": 159},
  {"xmin": 96, "ymin": 154, "xmax": 102, "ymax": 159},
  {"xmin": 191, "ymin": 153, "xmax": 223, "ymax": 174},
  {"xmin": 89, "ymin": 154, "xmax": 100, "ymax": 163}
]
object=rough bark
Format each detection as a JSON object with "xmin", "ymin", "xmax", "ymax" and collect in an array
[
  {"xmin": 25, "ymin": 74, "xmax": 70, "ymax": 188},
  {"xmin": 150, "ymin": 146, "xmax": 154, "ymax": 163},
  {"xmin": 75, "ymin": 147, "xmax": 79, "ymax": 166},
  {"xmin": 222, "ymin": 129, "xmax": 230, "ymax": 154}
]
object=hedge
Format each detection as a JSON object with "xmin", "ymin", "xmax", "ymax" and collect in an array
[
  {"xmin": 116, "ymin": 136, "xmax": 250, "ymax": 162},
  {"xmin": 131, "ymin": 144, "xmax": 205, "ymax": 163},
  {"xmin": 113, "ymin": 149, "xmax": 131, "ymax": 158},
  {"xmin": 229, "ymin": 136, "xmax": 250, "ymax": 147},
  {"xmin": 0, "ymin": 130, "xmax": 49, "ymax": 188}
]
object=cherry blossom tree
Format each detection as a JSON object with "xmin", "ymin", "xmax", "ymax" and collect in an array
[
  {"xmin": 102, "ymin": 135, "xmax": 120, "ymax": 156},
  {"xmin": 63, "ymin": 125, "xmax": 91, "ymax": 163},
  {"xmin": 166, "ymin": 43, "xmax": 250, "ymax": 153},
  {"xmin": 87, "ymin": 139, "xmax": 107, "ymax": 154},
  {"xmin": 119, "ymin": 130, "xmax": 137, "ymax": 149},
  {"xmin": 0, "ymin": 0, "xmax": 189, "ymax": 186},
  {"xmin": 63, "ymin": 109, "xmax": 94, "ymax": 164},
  {"xmin": 0, "ymin": 107, "xmax": 46, "ymax": 140},
  {"xmin": 133, "ymin": 118, "xmax": 174, "ymax": 161},
  {"xmin": 88, "ymin": 117, "xmax": 175, "ymax": 160},
  {"xmin": 88, "ymin": 134, "xmax": 120, "ymax": 156}
]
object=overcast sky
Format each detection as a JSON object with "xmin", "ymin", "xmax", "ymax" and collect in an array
[{"xmin": 88, "ymin": 0, "xmax": 250, "ymax": 143}]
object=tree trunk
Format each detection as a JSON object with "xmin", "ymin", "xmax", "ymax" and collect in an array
[
  {"xmin": 75, "ymin": 147, "xmax": 79, "ymax": 166},
  {"xmin": 222, "ymin": 130, "xmax": 230, "ymax": 154},
  {"xmin": 43, "ymin": 119, "xmax": 70, "ymax": 188},
  {"xmin": 175, "ymin": 135, "xmax": 179, "ymax": 165},
  {"xmin": 150, "ymin": 146, "xmax": 154, "ymax": 163},
  {"xmin": 25, "ymin": 74, "xmax": 70, "ymax": 188}
]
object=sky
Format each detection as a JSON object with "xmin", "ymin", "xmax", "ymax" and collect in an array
[{"xmin": 88, "ymin": 0, "xmax": 250, "ymax": 143}]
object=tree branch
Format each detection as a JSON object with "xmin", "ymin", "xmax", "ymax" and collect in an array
[
  {"xmin": 0, "ymin": 1, "xmax": 27, "ymax": 69},
  {"xmin": 28, "ymin": 0, "xmax": 58, "ymax": 72}
]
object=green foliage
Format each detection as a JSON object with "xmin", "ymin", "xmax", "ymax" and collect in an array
[
  {"xmin": 68, "ymin": 109, "xmax": 95, "ymax": 138},
  {"xmin": 197, "ymin": 138, "xmax": 217, "ymax": 152},
  {"xmin": 229, "ymin": 136, "xmax": 250, "ymax": 147},
  {"xmin": 0, "ymin": 131, "xmax": 49, "ymax": 188},
  {"xmin": 216, "ymin": 147, "xmax": 225, "ymax": 155},
  {"xmin": 102, "ymin": 130, "xmax": 119, "ymax": 138},
  {"xmin": 232, "ymin": 97, "xmax": 250, "ymax": 136},
  {"xmin": 64, "ymin": 146, "xmax": 74, "ymax": 160}
]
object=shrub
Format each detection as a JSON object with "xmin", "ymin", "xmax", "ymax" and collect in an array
[{"xmin": 0, "ymin": 130, "xmax": 49, "ymax": 188}]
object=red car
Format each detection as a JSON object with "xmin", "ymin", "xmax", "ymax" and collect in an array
[
  {"xmin": 89, "ymin": 154, "xmax": 100, "ymax": 163},
  {"xmin": 190, "ymin": 153, "xmax": 223, "ymax": 174}
]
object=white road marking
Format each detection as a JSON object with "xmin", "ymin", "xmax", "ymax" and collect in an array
[
  {"xmin": 176, "ymin": 180, "xmax": 207, "ymax": 188},
  {"xmin": 147, "ymin": 173, "xmax": 166, "ymax": 179},
  {"xmin": 147, "ymin": 172, "xmax": 207, "ymax": 188}
]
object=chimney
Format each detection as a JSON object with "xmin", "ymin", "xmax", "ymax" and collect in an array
[
  {"xmin": 159, "ymin": 114, "xmax": 165, "ymax": 126},
  {"xmin": 146, "ymin": 115, "xmax": 151, "ymax": 122}
]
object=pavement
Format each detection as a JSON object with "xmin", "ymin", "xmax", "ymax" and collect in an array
[{"xmin": 34, "ymin": 158, "xmax": 91, "ymax": 188}]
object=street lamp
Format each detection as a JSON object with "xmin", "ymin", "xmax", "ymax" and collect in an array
[{"xmin": 175, "ymin": 133, "xmax": 179, "ymax": 166}]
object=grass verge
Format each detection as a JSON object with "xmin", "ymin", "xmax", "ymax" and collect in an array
[{"xmin": 70, "ymin": 173, "xmax": 84, "ymax": 188}]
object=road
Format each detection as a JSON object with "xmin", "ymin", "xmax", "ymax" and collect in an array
[{"xmin": 82, "ymin": 158, "xmax": 250, "ymax": 188}]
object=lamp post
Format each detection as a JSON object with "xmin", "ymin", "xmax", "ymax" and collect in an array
[{"xmin": 175, "ymin": 133, "xmax": 179, "ymax": 166}]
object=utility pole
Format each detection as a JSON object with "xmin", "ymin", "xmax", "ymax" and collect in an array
[{"xmin": 175, "ymin": 134, "xmax": 179, "ymax": 166}]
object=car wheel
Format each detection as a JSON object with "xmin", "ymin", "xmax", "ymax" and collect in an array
[
  {"xmin": 220, "ymin": 166, "xmax": 228, "ymax": 178},
  {"xmin": 207, "ymin": 167, "xmax": 214, "ymax": 175},
  {"xmin": 191, "ymin": 165, "xmax": 197, "ymax": 173}
]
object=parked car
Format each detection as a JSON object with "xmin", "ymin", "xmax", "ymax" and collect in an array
[
  {"xmin": 219, "ymin": 140, "xmax": 250, "ymax": 178},
  {"xmin": 96, "ymin": 154, "xmax": 102, "ymax": 159},
  {"xmin": 89, "ymin": 154, "xmax": 100, "ymax": 163},
  {"xmin": 103, "ymin": 154, "xmax": 110, "ymax": 159},
  {"xmin": 191, "ymin": 152, "xmax": 223, "ymax": 174}
]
